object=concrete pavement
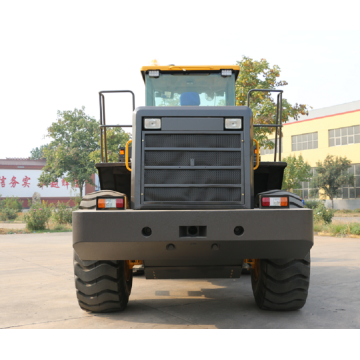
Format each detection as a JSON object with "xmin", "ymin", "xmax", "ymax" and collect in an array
[{"xmin": 0, "ymin": 233, "xmax": 359, "ymax": 329}]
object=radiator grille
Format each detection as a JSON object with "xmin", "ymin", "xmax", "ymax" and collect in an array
[
  {"xmin": 145, "ymin": 134, "xmax": 240, "ymax": 148},
  {"xmin": 142, "ymin": 133, "xmax": 243, "ymax": 205},
  {"xmin": 145, "ymin": 151, "xmax": 241, "ymax": 166},
  {"xmin": 145, "ymin": 187, "xmax": 242, "ymax": 202},
  {"xmin": 145, "ymin": 169, "xmax": 241, "ymax": 185}
]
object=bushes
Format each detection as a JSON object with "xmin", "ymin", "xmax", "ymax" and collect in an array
[
  {"xmin": 313, "ymin": 202, "xmax": 335, "ymax": 224},
  {"xmin": 0, "ymin": 196, "xmax": 23, "ymax": 221},
  {"xmin": 0, "ymin": 208, "xmax": 18, "ymax": 221},
  {"xmin": 2, "ymin": 196, "xmax": 23, "ymax": 211},
  {"xmin": 24, "ymin": 201, "xmax": 53, "ymax": 230},
  {"xmin": 304, "ymin": 200, "xmax": 322, "ymax": 210},
  {"xmin": 24, "ymin": 200, "xmax": 76, "ymax": 230},
  {"xmin": 53, "ymin": 201, "xmax": 73, "ymax": 225}
]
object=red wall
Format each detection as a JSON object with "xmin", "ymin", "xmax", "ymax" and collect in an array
[{"xmin": 85, "ymin": 173, "xmax": 96, "ymax": 194}]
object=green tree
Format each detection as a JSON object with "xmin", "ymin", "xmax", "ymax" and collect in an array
[
  {"xmin": 311, "ymin": 155, "xmax": 354, "ymax": 209},
  {"xmin": 30, "ymin": 144, "xmax": 49, "ymax": 160},
  {"xmin": 235, "ymin": 56, "xmax": 310, "ymax": 150},
  {"xmin": 38, "ymin": 107, "xmax": 99, "ymax": 199},
  {"xmin": 282, "ymin": 155, "xmax": 312, "ymax": 192},
  {"xmin": 89, "ymin": 128, "xmax": 130, "ymax": 163}
]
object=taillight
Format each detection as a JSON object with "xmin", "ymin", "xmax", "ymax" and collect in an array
[
  {"xmin": 261, "ymin": 197, "xmax": 270, "ymax": 207},
  {"xmin": 261, "ymin": 196, "xmax": 289, "ymax": 208},
  {"xmin": 97, "ymin": 197, "xmax": 125, "ymax": 210},
  {"xmin": 280, "ymin": 197, "xmax": 288, "ymax": 207}
]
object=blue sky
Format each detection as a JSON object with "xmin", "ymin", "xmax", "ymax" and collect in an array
[{"xmin": 1, "ymin": 0, "xmax": 359, "ymax": 158}]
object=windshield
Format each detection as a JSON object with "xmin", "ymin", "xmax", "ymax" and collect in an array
[{"xmin": 145, "ymin": 73, "xmax": 235, "ymax": 106}]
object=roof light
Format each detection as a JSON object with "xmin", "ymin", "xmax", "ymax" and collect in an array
[
  {"xmin": 221, "ymin": 69, "xmax": 232, "ymax": 77},
  {"xmin": 225, "ymin": 118, "xmax": 242, "ymax": 129},
  {"xmin": 261, "ymin": 196, "xmax": 289, "ymax": 208},
  {"xmin": 149, "ymin": 70, "xmax": 159, "ymax": 78},
  {"xmin": 144, "ymin": 118, "xmax": 161, "ymax": 129}
]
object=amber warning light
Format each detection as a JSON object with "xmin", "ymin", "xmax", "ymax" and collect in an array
[
  {"xmin": 261, "ymin": 196, "xmax": 288, "ymax": 208},
  {"xmin": 97, "ymin": 198, "xmax": 124, "ymax": 210}
]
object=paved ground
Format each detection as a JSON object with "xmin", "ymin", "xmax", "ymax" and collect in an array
[{"xmin": 0, "ymin": 233, "xmax": 359, "ymax": 329}]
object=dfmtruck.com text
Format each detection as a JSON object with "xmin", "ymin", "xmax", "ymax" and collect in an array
[{"xmin": 179, "ymin": 338, "xmax": 351, "ymax": 351}]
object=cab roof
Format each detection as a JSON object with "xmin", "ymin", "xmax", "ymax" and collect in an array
[{"xmin": 140, "ymin": 65, "xmax": 240, "ymax": 82}]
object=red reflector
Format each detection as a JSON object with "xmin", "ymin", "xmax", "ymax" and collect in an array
[
  {"xmin": 116, "ymin": 198, "xmax": 124, "ymax": 208},
  {"xmin": 261, "ymin": 197, "xmax": 270, "ymax": 207}
]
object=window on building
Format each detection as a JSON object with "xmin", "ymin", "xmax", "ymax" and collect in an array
[
  {"xmin": 292, "ymin": 132, "xmax": 318, "ymax": 151},
  {"xmin": 329, "ymin": 125, "xmax": 360, "ymax": 147},
  {"xmin": 334, "ymin": 164, "xmax": 360, "ymax": 199},
  {"xmin": 294, "ymin": 168, "xmax": 319, "ymax": 199},
  {"xmin": 260, "ymin": 138, "xmax": 283, "ymax": 155}
]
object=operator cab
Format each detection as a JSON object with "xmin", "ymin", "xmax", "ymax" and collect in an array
[{"xmin": 141, "ymin": 65, "xmax": 240, "ymax": 107}]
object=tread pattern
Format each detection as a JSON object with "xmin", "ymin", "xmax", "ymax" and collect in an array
[
  {"xmin": 74, "ymin": 252, "xmax": 132, "ymax": 313},
  {"xmin": 251, "ymin": 252, "xmax": 311, "ymax": 311},
  {"xmin": 79, "ymin": 190, "xmax": 126, "ymax": 210},
  {"xmin": 252, "ymin": 190, "xmax": 310, "ymax": 310}
]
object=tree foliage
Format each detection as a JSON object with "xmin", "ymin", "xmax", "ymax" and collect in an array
[
  {"xmin": 235, "ymin": 56, "xmax": 310, "ymax": 149},
  {"xmin": 89, "ymin": 128, "xmax": 130, "ymax": 163},
  {"xmin": 38, "ymin": 107, "xmax": 99, "ymax": 198},
  {"xmin": 311, "ymin": 155, "xmax": 354, "ymax": 208},
  {"xmin": 281, "ymin": 155, "xmax": 312, "ymax": 192},
  {"xmin": 30, "ymin": 144, "xmax": 49, "ymax": 160}
]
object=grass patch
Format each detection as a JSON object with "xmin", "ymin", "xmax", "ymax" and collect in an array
[
  {"xmin": 0, "ymin": 218, "xmax": 72, "ymax": 235},
  {"xmin": 313, "ymin": 222, "xmax": 323, "ymax": 232},
  {"xmin": 315, "ymin": 221, "xmax": 360, "ymax": 237},
  {"xmin": 0, "ymin": 227, "xmax": 72, "ymax": 235},
  {"xmin": 334, "ymin": 209, "xmax": 360, "ymax": 217}
]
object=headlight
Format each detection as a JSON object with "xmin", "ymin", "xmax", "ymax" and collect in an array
[
  {"xmin": 144, "ymin": 118, "xmax": 161, "ymax": 129},
  {"xmin": 225, "ymin": 118, "xmax": 242, "ymax": 130}
]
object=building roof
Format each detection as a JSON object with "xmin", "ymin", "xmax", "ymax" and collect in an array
[
  {"xmin": 287, "ymin": 100, "xmax": 360, "ymax": 124},
  {"xmin": 0, "ymin": 158, "xmax": 46, "ymax": 169}
]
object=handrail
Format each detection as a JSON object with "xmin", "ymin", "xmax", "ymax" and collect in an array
[
  {"xmin": 247, "ymin": 89, "xmax": 283, "ymax": 162},
  {"xmin": 253, "ymin": 139, "xmax": 260, "ymax": 170},
  {"xmin": 99, "ymin": 90, "xmax": 135, "ymax": 163},
  {"xmin": 125, "ymin": 140, "xmax": 132, "ymax": 172}
]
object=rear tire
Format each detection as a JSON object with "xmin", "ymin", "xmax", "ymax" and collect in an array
[
  {"xmin": 251, "ymin": 253, "xmax": 310, "ymax": 311},
  {"xmin": 74, "ymin": 252, "xmax": 133, "ymax": 313}
]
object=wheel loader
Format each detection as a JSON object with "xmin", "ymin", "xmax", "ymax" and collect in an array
[{"xmin": 73, "ymin": 65, "xmax": 313, "ymax": 312}]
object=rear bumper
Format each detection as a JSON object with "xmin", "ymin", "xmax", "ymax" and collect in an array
[{"xmin": 73, "ymin": 208, "xmax": 313, "ymax": 263}]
